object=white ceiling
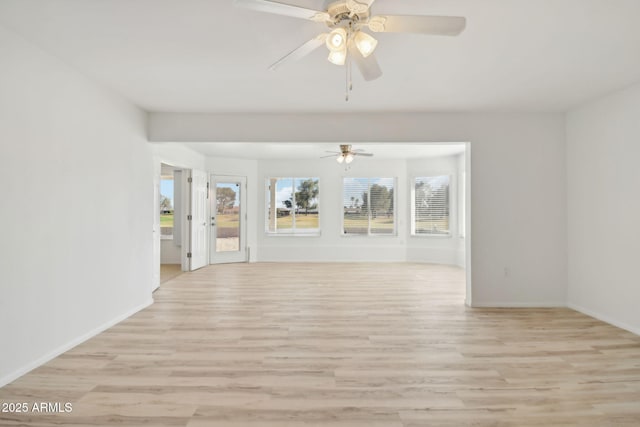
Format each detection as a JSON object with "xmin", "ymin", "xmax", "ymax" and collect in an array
[
  {"xmin": 1, "ymin": 0, "xmax": 640, "ymax": 113},
  {"xmin": 182, "ymin": 142, "xmax": 465, "ymax": 159}
]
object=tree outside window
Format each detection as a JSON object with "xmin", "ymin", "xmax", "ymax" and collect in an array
[
  {"xmin": 160, "ymin": 178, "xmax": 174, "ymax": 238},
  {"xmin": 343, "ymin": 177, "xmax": 395, "ymax": 235},
  {"xmin": 266, "ymin": 177, "xmax": 320, "ymax": 235}
]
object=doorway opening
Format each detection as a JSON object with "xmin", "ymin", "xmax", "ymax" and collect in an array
[
  {"xmin": 158, "ymin": 163, "xmax": 187, "ymax": 284},
  {"xmin": 154, "ymin": 164, "xmax": 250, "ymax": 289},
  {"xmin": 155, "ymin": 142, "xmax": 470, "ymax": 305}
]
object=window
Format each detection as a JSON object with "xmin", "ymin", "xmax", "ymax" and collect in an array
[
  {"xmin": 160, "ymin": 176, "xmax": 174, "ymax": 239},
  {"xmin": 412, "ymin": 175, "xmax": 450, "ymax": 236},
  {"xmin": 343, "ymin": 177, "xmax": 395, "ymax": 235},
  {"xmin": 265, "ymin": 177, "xmax": 320, "ymax": 235}
]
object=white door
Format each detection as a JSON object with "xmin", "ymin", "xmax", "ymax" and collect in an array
[
  {"xmin": 152, "ymin": 175, "xmax": 161, "ymax": 290},
  {"xmin": 210, "ymin": 176, "xmax": 247, "ymax": 264},
  {"xmin": 189, "ymin": 169, "xmax": 209, "ymax": 271}
]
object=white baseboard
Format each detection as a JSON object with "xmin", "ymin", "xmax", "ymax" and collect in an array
[
  {"xmin": 471, "ymin": 301, "xmax": 566, "ymax": 308},
  {"xmin": 0, "ymin": 298, "xmax": 154, "ymax": 388},
  {"xmin": 257, "ymin": 246, "xmax": 407, "ymax": 263},
  {"xmin": 568, "ymin": 302, "xmax": 640, "ymax": 336}
]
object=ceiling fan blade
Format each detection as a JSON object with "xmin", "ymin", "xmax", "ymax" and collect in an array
[
  {"xmin": 269, "ymin": 34, "xmax": 328, "ymax": 71},
  {"xmin": 367, "ymin": 15, "xmax": 466, "ymax": 36},
  {"xmin": 350, "ymin": 47, "xmax": 383, "ymax": 81},
  {"xmin": 234, "ymin": 0, "xmax": 330, "ymax": 22},
  {"xmin": 354, "ymin": 152, "xmax": 374, "ymax": 157},
  {"xmin": 320, "ymin": 154, "xmax": 339, "ymax": 158},
  {"xmin": 346, "ymin": 0, "xmax": 376, "ymax": 14}
]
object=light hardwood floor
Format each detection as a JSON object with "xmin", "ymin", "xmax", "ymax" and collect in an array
[
  {"xmin": 160, "ymin": 263, "xmax": 183, "ymax": 284},
  {"xmin": 1, "ymin": 263, "xmax": 639, "ymax": 426}
]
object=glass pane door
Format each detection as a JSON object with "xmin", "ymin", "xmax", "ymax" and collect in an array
[
  {"xmin": 215, "ymin": 182, "xmax": 241, "ymax": 252},
  {"xmin": 210, "ymin": 176, "xmax": 247, "ymax": 264}
]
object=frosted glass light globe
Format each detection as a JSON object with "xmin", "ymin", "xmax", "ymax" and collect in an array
[{"xmin": 326, "ymin": 28, "xmax": 347, "ymax": 52}]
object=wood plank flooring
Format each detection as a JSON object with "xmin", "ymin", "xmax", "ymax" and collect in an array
[
  {"xmin": 160, "ymin": 264, "xmax": 183, "ymax": 284},
  {"xmin": 1, "ymin": 263, "xmax": 639, "ymax": 426}
]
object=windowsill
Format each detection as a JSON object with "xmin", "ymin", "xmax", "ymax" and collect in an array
[
  {"xmin": 410, "ymin": 233, "xmax": 451, "ymax": 238},
  {"xmin": 160, "ymin": 235, "xmax": 174, "ymax": 241},
  {"xmin": 341, "ymin": 233, "xmax": 398, "ymax": 237},
  {"xmin": 265, "ymin": 231, "xmax": 321, "ymax": 237}
]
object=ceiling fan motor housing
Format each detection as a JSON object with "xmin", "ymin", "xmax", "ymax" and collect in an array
[{"xmin": 327, "ymin": 1, "xmax": 370, "ymax": 27}]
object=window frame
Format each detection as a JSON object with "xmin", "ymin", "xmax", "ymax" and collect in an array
[
  {"xmin": 410, "ymin": 174, "xmax": 452, "ymax": 238},
  {"xmin": 341, "ymin": 176, "xmax": 397, "ymax": 237},
  {"xmin": 264, "ymin": 176, "xmax": 321, "ymax": 237}
]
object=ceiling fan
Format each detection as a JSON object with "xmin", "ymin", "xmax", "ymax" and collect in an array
[
  {"xmin": 322, "ymin": 144, "xmax": 374, "ymax": 163},
  {"xmin": 234, "ymin": 0, "xmax": 466, "ymax": 94}
]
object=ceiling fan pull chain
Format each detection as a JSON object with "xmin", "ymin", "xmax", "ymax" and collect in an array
[
  {"xmin": 345, "ymin": 25, "xmax": 350, "ymax": 101},
  {"xmin": 345, "ymin": 23, "xmax": 354, "ymax": 101},
  {"xmin": 345, "ymin": 53, "xmax": 349, "ymax": 102},
  {"xmin": 349, "ymin": 53, "xmax": 353, "ymax": 92}
]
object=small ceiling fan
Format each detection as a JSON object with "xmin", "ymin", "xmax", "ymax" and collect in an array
[
  {"xmin": 322, "ymin": 144, "xmax": 373, "ymax": 163},
  {"xmin": 234, "ymin": 0, "xmax": 466, "ymax": 85}
]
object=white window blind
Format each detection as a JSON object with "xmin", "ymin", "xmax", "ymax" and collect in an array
[
  {"xmin": 413, "ymin": 175, "xmax": 450, "ymax": 235},
  {"xmin": 343, "ymin": 177, "xmax": 395, "ymax": 235},
  {"xmin": 265, "ymin": 177, "xmax": 320, "ymax": 235}
]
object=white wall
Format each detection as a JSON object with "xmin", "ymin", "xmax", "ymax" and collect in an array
[
  {"xmin": 150, "ymin": 112, "xmax": 568, "ymax": 307},
  {"xmin": 566, "ymin": 82, "xmax": 640, "ymax": 335},
  {"xmin": 457, "ymin": 152, "xmax": 468, "ymax": 268},
  {"xmin": 154, "ymin": 143, "xmax": 206, "ymax": 171},
  {"xmin": 206, "ymin": 157, "xmax": 259, "ymax": 262},
  {"xmin": 0, "ymin": 25, "xmax": 154, "ymax": 386},
  {"xmin": 161, "ymin": 239, "xmax": 181, "ymax": 264}
]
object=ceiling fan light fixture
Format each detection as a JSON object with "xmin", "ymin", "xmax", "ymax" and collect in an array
[
  {"xmin": 326, "ymin": 28, "xmax": 347, "ymax": 52},
  {"xmin": 328, "ymin": 48, "xmax": 347, "ymax": 65},
  {"xmin": 336, "ymin": 154, "xmax": 345, "ymax": 163},
  {"xmin": 354, "ymin": 31, "xmax": 378, "ymax": 58},
  {"xmin": 234, "ymin": 0, "xmax": 468, "ymax": 99},
  {"xmin": 345, "ymin": 153, "xmax": 354, "ymax": 164}
]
